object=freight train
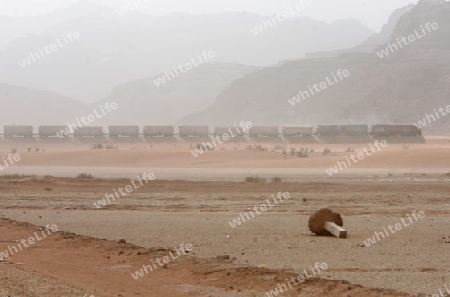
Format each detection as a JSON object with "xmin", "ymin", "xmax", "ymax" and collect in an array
[{"xmin": 0, "ymin": 124, "xmax": 422, "ymax": 139}]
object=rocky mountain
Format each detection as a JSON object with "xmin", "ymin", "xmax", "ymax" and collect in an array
[
  {"xmin": 0, "ymin": 63, "xmax": 258, "ymax": 126},
  {"xmin": 0, "ymin": 0, "xmax": 374, "ymax": 102},
  {"xmin": 0, "ymin": 0, "xmax": 126, "ymax": 50},
  {"xmin": 305, "ymin": 4, "xmax": 415, "ymax": 58},
  {"xmin": 0, "ymin": 84, "xmax": 85, "ymax": 125},
  {"xmin": 94, "ymin": 63, "xmax": 259, "ymax": 125},
  {"xmin": 180, "ymin": 0, "xmax": 450, "ymax": 135}
]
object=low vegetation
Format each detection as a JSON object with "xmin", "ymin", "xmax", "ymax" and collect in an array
[
  {"xmin": 0, "ymin": 174, "xmax": 27, "ymax": 179},
  {"xmin": 323, "ymin": 148, "xmax": 332, "ymax": 156},
  {"xmin": 245, "ymin": 176, "xmax": 266, "ymax": 183},
  {"xmin": 91, "ymin": 144, "xmax": 117, "ymax": 150},
  {"xmin": 277, "ymin": 147, "xmax": 313, "ymax": 158},
  {"xmin": 271, "ymin": 177, "xmax": 282, "ymax": 183},
  {"xmin": 246, "ymin": 144, "xmax": 267, "ymax": 152},
  {"xmin": 77, "ymin": 173, "xmax": 94, "ymax": 179},
  {"xmin": 196, "ymin": 143, "xmax": 214, "ymax": 151}
]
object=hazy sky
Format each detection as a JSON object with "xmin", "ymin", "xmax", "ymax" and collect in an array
[{"xmin": 0, "ymin": 0, "xmax": 418, "ymax": 31}]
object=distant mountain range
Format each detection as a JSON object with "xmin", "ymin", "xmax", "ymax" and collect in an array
[
  {"xmin": 305, "ymin": 4, "xmax": 415, "ymax": 58},
  {"xmin": 0, "ymin": 0, "xmax": 374, "ymax": 102},
  {"xmin": 2, "ymin": 1, "xmax": 448, "ymax": 135},
  {"xmin": 95, "ymin": 63, "xmax": 259, "ymax": 125},
  {"xmin": 180, "ymin": 0, "xmax": 450, "ymax": 135},
  {"xmin": 0, "ymin": 63, "xmax": 258, "ymax": 125},
  {"xmin": 0, "ymin": 83, "xmax": 85, "ymax": 125}
]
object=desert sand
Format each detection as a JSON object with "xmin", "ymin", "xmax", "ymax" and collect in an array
[{"xmin": 0, "ymin": 139, "xmax": 449, "ymax": 296}]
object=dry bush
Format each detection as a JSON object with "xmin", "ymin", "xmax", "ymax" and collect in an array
[
  {"xmin": 245, "ymin": 176, "xmax": 266, "ymax": 183},
  {"xmin": 0, "ymin": 174, "xmax": 27, "ymax": 179},
  {"xmin": 271, "ymin": 177, "xmax": 282, "ymax": 183},
  {"xmin": 77, "ymin": 173, "xmax": 94, "ymax": 179}
]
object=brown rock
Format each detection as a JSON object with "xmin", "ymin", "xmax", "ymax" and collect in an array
[{"xmin": 308, "ymin": 208, "xmax": 343, "ymax": 236}]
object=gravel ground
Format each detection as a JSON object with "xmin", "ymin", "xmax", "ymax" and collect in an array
[
  {"xmin": 0, "ymin": 264, "xmax": 87, "ymax": 297},
  {"xmin": 0, "ymin": 177, "xmax": 449, "ymax": 296}
]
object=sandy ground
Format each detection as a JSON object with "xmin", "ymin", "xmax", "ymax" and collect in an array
[
  {"xmin": 0, "ymin": 176, "xmax": 449, "ymax": 296},
  {"xmin": 1, "ymin": 140, "xmax": 450, "ymax": 181},
  {"xmin": 0, "ymin": 139, "xmax": 449, "ymax": 296},
  {"xmin": 4, "ymin": 166, "xmax": 450, "ymax": 182},
  {"xmin": 0, "ymin": 139, "xmax": 449, "ymax": 170},
  {"xmin": 0, "ymin": 217, "xmax": 414, "ymax": 297}
]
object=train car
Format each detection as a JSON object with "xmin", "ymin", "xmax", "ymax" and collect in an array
[
  {"xmin": 178, "ymin": 126, "xmax": 209, "ymax": 137},
  {"xmin": 74, "ymin": 127, "xmax": 104, "ymax": 138},
  {"xmin": 214, "ymin": 126, "xmax": 245, "ymax": 137},
  {"xmin": 281, "ymin": 126, "xmax": 314, "ymax": 137},
  {"xmin": 143, "ymin": 126, "xmax": 174, "ymax": 137},
  {"xmin": 248, "ymin": 126, "xmax": 279, "ymax": 137},
  {"xmin": 4, "ymin": 126, "xmax": 33, "ymax": 138},
  {"xmin": 108, "ymin": 126, "xmax": 139, "ymax": 137},
  {"xmin": 317, "ymin": 125, "xmax": 368, "ymax": 137},
  {"xmin": 371, "ymin": 125, "xmax": 422, "ymax": 137},
  {"xmin": 38, "ymin": 126, "xmax": 69, "ymax": 138}
]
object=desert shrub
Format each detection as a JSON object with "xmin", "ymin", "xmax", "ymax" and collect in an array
[
  {"xmin": 274, "ymin": 144, "xmax": 284, "ymax": 151},
  {"xmin": 290, "ymin": 148, "xmax": 296, "ymax": 156},
  {"xmin": 271, "ymin": 177, "xmax": 282, "ymax": 183},
  {"xmin": 245, "ymin": 176, "xmax": 266, "ymax": 183},
  {"xmin": 196, "ymin": 143, "xmax": 213, "ymax": 151},
  {"xmin": 297, "ymin": 151, "xmax": 308, "ymax": 158},
  {"xmin": 11, "ymin": 148, "xmax": 17, "ymax": 154},
  {"xmin": 323, "ymin": 148, "xmax": 331, "ymax": 156},
  {"xmin": 77, "ymin": 173, "xmax": 94, "ymax": 179},
  {"xmin": 0, "ymin": 174, "xmax": 26, "ymax": 179},
  {"xmin": 246, "ymin": 145, "xmax": 267, "ymax": 152}
]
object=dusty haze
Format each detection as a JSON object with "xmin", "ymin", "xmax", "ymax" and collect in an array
[{"xmin": 0, "ymin": 1, "xmax": 449, "ymax": 297}]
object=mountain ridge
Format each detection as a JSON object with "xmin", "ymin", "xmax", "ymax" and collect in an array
[
  {"xmin": 180, "ymin": 1, "xmax": 450, "ymax": 135},
  {"xmin": 0, "ymin": 2, "xmax": 374, "ymax": 102}
]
